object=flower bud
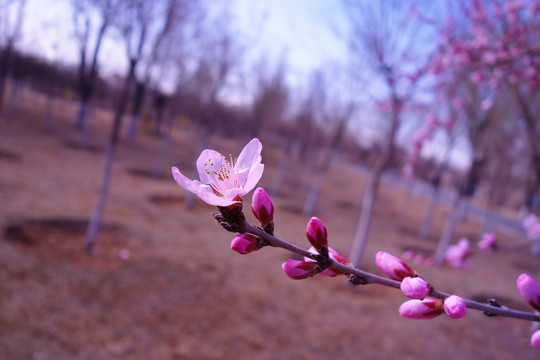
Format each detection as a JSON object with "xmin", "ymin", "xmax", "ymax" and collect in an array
[
  {"xmin": 531, "ymin": 329, "xmax": 540, "ymax": 350},
  {"xmin": 516, "ymin": 273, "xmax": 540, "ymax": 311},
  {"xmin": 400, "ymin": 277, "xmax": 430, "ymax": 300},
  {"xmin": 399, "ymin": 299, "xmax": 444, "ymax": 319},
  {"xmin": 305, "ymin": 246, "xmax": 350, "ymax": 277},
  {"xmin": 230, "ymin": 234, "xmax": 259, "ymax": 255},
  {"xmin": 306, "ymin": 217, "xmax": 328, "ymax": 252},
  {"xmin": 251, "ymin": 187, "xmax": 274, "ymax": 233},
  {"xmin": 375, "ymin": 251, "xmax": 414, "ymax": 281},
  {"xmin": 443, "ymin": 295, "xmax": 467, "ymax": 319},
  {"xmin": 281, "ymin": 259, "xmax": 317, "ymax": 280}
]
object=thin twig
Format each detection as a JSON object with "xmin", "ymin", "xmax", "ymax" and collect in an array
[{"xmin": 244, "ymin": 222, "xmax": 540, "ymax": 323}]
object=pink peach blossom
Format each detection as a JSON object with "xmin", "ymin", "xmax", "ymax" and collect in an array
[
  {"xmin": 445, "ymin": 238, "xmax": 472, "ymax": 269},
  {"xmin": 305, "ymin": 246, "xmax": 350, "ymax": 277},
  {"xmin": 251, "ymin": 187, "xmax": 274, "ymax": 226},
  {"xmin": 400, "ymin": 277, "xmax": 430, "ymax": 300},
  {"xmin": 375, "ymin": 251, "xmax": 414, "ymax": 281},
  {"xmin": 230, "ymin": 234, "xmax": 259, "ymax": 255},
  {"xmin": 444, "ymin": 295, "xmax": 467, "ymax": 319},
  {"xmin": 399, "ymin": 299, "xmax": 444, "ymax": 319},
  {"xmin": 531, "ymin": 330, "xmax": 540, "ymax": 350},
  {"xmin": 172, "ymin": 138, "xmax": 264, "ymax": 207},
  {"xmin": 478, "ymin": 233, "xmax": 496, "ymax": 250},
  {"xmin": 306, "ymin": 217, "xmax": 328, "ymax": 251},
  {"xmin": 516, "ymin": 273, "xmax": 540, "ymax": 311},
  {"xmin": 282, "ymin": 259, "xmax": 317, "ymax": 280}
]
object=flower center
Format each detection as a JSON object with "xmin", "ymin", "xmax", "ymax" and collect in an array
[{"xmin": 203, "ymin": 154, "xmax": 240, "ymax": 194}]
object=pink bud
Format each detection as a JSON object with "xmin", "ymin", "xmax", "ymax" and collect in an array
[
  {"xmin": 306, "ymin": 217, "xmax": 328, "ymax": 251},
  {"xmin": 516, "ymin": 273, "xmax": 540, "ymax": 311},
  {"xmin": 375, "ymin": 251, "xmax": 415, "ymax": 281},
  {"xmin": 443, "ymin": 295, "xmax": 467, "ymax": 319},
  {"xmin": 304, "ymin": 246, "xmax": 349, "ymax": 277},
  {"xmin": 251, "ymin": 187, "xmax": 274, "ymax": 228},
  {"xmin": 399, "ymin": 299, "xmax": 444, "ymax": 319},
  {"xmin": 531, "ymin": 330, "xmax": 540, "ymax": 350},
  {"xmin": 282, "ymin": 259, "xmax": 317, "ymax": 280},
  {"xmin": 230, "ymin": 234, "xmax": 259, "ymax": 255},
  {"xmin": 400, "ymin": 277, "xmax": 430, "ymax": 299}
]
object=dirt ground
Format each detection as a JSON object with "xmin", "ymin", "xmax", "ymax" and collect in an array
[{"xmin": 1, "ymin": 92, "xmax": 539, "ymax": 360}]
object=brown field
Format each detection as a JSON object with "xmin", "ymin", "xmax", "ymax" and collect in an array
[{"xmin": 1, "ymin": 91, "xmax": 539, "ymax": 359}]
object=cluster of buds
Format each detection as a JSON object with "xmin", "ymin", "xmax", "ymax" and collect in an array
[
  {"xmin": 230, "ymin": 187, "xmax": 274, "ymax": 255},
  {"xmin": 282, "ymin": 217, "xmax": 350, "ymax": 280},
  {"xmin": 516, "ymin": 273, "xmax": 540, "ymax": 350},
  {"xmin": 376, "ymin": 251, "xmax": 466, "ymax": 319},
  {"xmin": 172, "ymin": 138, "xmax": 540, "ymax": 353}
]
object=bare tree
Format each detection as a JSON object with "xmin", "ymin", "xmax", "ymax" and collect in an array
[
  {"xmin": 0, "ymin": 0, "xmax": 26, "ymax": 114},
  {"xmin": 85, "ymin": 0, "xmax": 184, "ymax": 252},
  {"xmin": 125, "ymin": 0, "xmax": 202, "ymax": 141},
  {"xmin": 72, "ymin": 0, "xmax": 116, "ymax": 132},
  {"xmin": 343, "ymin": 0, "xmax": 433, "ymax": 266}
]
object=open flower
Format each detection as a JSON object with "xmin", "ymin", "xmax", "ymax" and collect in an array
[{"xmin": 171, "ymin": 138, "xmax": 264, "ymax": 206}]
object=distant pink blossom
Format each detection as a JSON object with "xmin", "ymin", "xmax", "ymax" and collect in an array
[
  {"xmin": 400, "ymin": 277, "xmax": 430, "ymax": 300},
  {"xmin": 230, "ymin": 234, "xmax": 259, "ymax": 255},
  {"xmin": 402, "ymin": 250, "xmax": 415, "ymax": 261},
  {"xmin": 443, "ymin": 295, "xmax": 467, "ymax": 319},
  {"xmin": 282, "ymin": 259, "xmax": 317, "ymax": 280},
  {"xmin": 375, "ymin": 251, "xmax": 415, "ymax": 281},
  {"xmin": 172, "ymin": 138, "xmax": 264, "ymax": 207},
  {"xmin": 478, "ymin": 233, "xmax": 497, "ymax": 250},
  {"xmin": 445, "ymin": 238, "xmax": 472, "ymax": 269},
  {"xmin": 481, "ymin": 98, "xmax": 493, "ymax": 112},
  {"xmin": 523, "ymin": 214, "xmax": 539, "ymax": 230},
  {"xmin": 413, "ymin": 253, "xmax": 425, "ymax": 265},
  {"xmin": 516, "ymin": 273, "xmax": 540, "ymax": 311},
  {"xmin": 399, "ymin": 299, "xmax": 444, "ymax": 319}
]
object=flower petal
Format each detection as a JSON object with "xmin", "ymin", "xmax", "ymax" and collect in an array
[
  {"xmin": 172, "ymin": 167, "xmax": 237, "ymax": 207},
  {"xmin": 192, "ymin": 184, "xmax": 239, "ymax": 206},
  {"xmin": 172, "ymin": 167, "xmax": 198, "ymax": 192},
  {"xmin": 196, "ymin": 149, "xmax": 225, "ymax": 184},
  {"xmin": 241, "ymin": 163, "xmax": 264, "ymax": 195},
  {"xmin": 236, "ymin": 138, "xmax": 262, "ymax": 174}
]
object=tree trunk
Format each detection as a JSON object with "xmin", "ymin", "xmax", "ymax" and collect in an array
[
  {"xmin": 85, "ymin": 61, "xmax": 135, "ymax": 253},
  {"xmin": 349, "ymin": 94, "xmax": 399, "ymax": 267},
  {"xmin": 43, "ymin": 94, "xmax": 55, "ymax": 132},
  {"xmin": 349, "ymin": 173, "xmax": 379, "ymax": 267},
  {"xmin": 269, "ymin": 140, "xmax": 300, "ymax": 196},
  {"xmin": 75, "ymin": 20, "xmax": 108, "ymax": 131},
  {"xmin": 434, "ymin": 194, "xmax": 462, "ymax": 266},
  {"xmin": 419, "ymin": 185, "xmax": 440, "ymax": 241},
  {"xmin": 152, "ymin": 114, "xmax": 174, "ymax": 178}
]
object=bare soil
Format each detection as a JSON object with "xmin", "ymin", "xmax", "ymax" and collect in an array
[{"xmin": 1, "ymin": 92, "xmax": 539, "ymax": 359}]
